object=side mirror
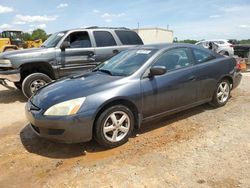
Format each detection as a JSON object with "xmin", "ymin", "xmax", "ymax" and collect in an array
[
  {"xmin": 149, "ymin": 66, "xmax": 167, "ymax": 77},
  {"xmin": 60, "ymin": 41, "xmax": 70, "ymax": 51}
]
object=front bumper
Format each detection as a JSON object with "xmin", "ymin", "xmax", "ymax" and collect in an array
[
  {"xmin": 0, "ymin": 68, "xmax": 20, "ymax": 82},
  {"xmin": 25, "ymin": 101, "xmax": 95, "ymax": 143}
]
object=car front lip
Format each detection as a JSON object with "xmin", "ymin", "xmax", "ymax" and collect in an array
[{"xmin": 25, "ymin": 101, "xmax": 95, "ymax": 143}]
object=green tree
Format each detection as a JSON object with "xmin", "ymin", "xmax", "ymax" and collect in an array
[
  {"xmin": 22, "ymin": 32, "xmax": 32, "ymax": 41},
  {"xmin": 239, "ymin": 39, "xmax": 250, "ymax": 44},
  {"xmin": 31, "ymin": 29, "xmax": 47, "ymax": 42},
  {"xmin": 177, "ymin": 39, "xmax": 198, "ymax": 44}
]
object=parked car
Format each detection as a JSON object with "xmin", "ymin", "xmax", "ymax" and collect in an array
[
  {"xmin": 25, "ymin": 43, "xmax": 242, "ymax": 148},
  {"xmin": 195, "ymin": 39, "xmax": 234, "ymax": 56},
  {"xmin": 0, "ymin": 27, "xmax": 143, "ymax": 98}
]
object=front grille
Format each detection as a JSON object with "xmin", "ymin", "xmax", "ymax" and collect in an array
[{"xmin": 31, "ymin": 124, "xmax": 40, "ymax": 133}]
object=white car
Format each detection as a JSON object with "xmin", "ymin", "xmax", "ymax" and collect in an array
[{"xmin": 195, "ymin": 39, "xmax": 234, "ymax": 56}]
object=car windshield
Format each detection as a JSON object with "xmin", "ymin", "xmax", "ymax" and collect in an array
[
  {"xmin": 94, "ymin": 49, "xmax": 157, "ymax": 76},
  {"xmin": 41, "ymin": 32, "xmax": 66, "ymax": 48}
]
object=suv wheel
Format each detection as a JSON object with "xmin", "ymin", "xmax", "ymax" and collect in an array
[
  {"xmin": 22, "ymin": 73, "xmax": 52, "ymax": 98},
  {"xmin": 94, "ymin": 105, "xmax": 134, "ymax": 148},
  {"xmin": 210, "ymin": 79, "xmax": 231, "ymax": 107}
]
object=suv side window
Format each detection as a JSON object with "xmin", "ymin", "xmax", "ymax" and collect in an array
[
  {"xmin": 154, "ymin": 48, "xmax": 191, "ymax": 71},
  {"xmin": 193, "ymin": 48, "xmax": 215, "ymax": 64},
  {"xmin": 67, "ymin": 31, "xmax": 92, "ymax": 48},
  {"xmin": 115, "ymin": 30, "xmax": 143, "ymax": 45},
  {"xmin": 93, "ymin": 31, "xmax": 117, "ymax": 47}
]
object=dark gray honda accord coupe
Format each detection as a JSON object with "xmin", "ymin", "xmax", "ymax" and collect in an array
[{"xmin": 25, "ymin": 43, "xmax": 242, "ymax": 148}]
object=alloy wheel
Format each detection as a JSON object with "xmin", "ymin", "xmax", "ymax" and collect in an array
[
  {"xmin": 217, "ymin": 81, "xmax": 230, "ymax": 103},
  {"xmin": 103, "ymin": 111, "xmax": 130, "ymax": 142}
]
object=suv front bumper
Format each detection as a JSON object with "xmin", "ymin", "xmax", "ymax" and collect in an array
[{"xmin": 0, "ymin": 69, "xmax": 21, "ymax": 82}]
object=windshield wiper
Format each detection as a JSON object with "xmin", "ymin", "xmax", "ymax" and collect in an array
[{"xmin": 96, "ymin": 69, "xmax": 113, "ymax": 75}]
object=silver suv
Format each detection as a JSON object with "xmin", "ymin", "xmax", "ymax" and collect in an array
[
  {"xmin": 0, "ymin": 27, "xmax": 143, "ymax": 98},
  {"xmin": 195, "ymin": 39, "xmax": 234, "ymax": 56}
]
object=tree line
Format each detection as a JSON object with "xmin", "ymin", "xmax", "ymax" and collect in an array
[{"xmin": 22, "ymin": 29, "xmax": 50, "ymax": 42}]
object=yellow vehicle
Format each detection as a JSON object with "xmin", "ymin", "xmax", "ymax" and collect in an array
[{"xmin": 0, "ymin": 30, "xmax": 42, "ymax": 52}]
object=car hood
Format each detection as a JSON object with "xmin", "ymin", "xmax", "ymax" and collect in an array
[
  {"xmin": 31, "ymin": 72, "xmax": 125, "ymax": 110},
  {"xmin": 0, "ymin": 47, "xmax": 49, "ymax": 59}
]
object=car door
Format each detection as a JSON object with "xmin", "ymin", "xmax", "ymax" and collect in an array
[
  {"xmin": 141, "ymin": 47, "xmax": 199, "ymax": 118},
  {"xmin": 58, "ymin": 31, "xmax": 96, "ymax": 77},
  {"xmin": 191, "ymin": 48, "xmax": 219, "ymax": 101},
  {"xmin": 93, "ymin": 30, "xmax": 120, "ymax": 64}
]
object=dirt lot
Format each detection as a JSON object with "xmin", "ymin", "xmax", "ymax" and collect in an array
[{"xmin": 0, "ymin": 74, "xmax": 250, "ymax": 188}]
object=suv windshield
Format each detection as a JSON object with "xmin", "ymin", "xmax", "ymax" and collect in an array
[
  {"xmin": 94, "ymin": 49, "xmax": 157, "ymax": 76},
  {"xmin": 42, "ymin": 32, "xmax": 66, "ymax": 48}
]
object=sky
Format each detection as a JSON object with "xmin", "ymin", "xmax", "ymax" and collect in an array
[{"xmin": 0, "ymin": 0, "xmax": 249, "ymax": 40}]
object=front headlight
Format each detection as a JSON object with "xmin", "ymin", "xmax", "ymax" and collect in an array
[
  {"xmin": 0, "ymin": 59, "xmax": 12, "ymax": 67},
  {"xmin": 44, "ymin": 97, "xmax": 86, "ymax": 116}
]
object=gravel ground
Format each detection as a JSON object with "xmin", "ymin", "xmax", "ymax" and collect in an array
[{"xmin": 0, "ymin": 73, "xmax": 249, "ymax": 188}]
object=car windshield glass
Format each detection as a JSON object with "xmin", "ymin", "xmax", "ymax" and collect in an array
[
  {"xmin": 94, "ymin": 49, "xmax": 157, "ymax": 76},
  {"xmin": 42, "ymin": 32, "xmax": 66, "ymax": 48}
]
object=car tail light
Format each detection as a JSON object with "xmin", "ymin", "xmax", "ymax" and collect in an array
[
  {"xmin": 236, "ymin": 62, "xmax": 241, "ymax": 71},
  {"xmin": 235, "ymin": 58, "xmax": 246, "ymax": 71}
]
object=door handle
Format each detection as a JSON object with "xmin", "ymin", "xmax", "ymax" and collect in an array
[
  {"xmin": 87, "ymin": 51, "xmax": 95, "ymax": 57},
  {"xmin": 113, "ymin": 49, "xmax": 119, "ymax": 54},
  {"xmin": 188, "ymin": 75, "xmax": 196, "ymax": 81},
  {"xmin": 87, "ymin": 52, "xmax": 96, "ymax": 62}
]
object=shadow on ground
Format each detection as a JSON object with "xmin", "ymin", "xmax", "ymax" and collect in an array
[
  {"xmin": 20, "ymin": 103, "xmax": 214, "ymax": 159},
  {"xmin": 137, "ymin": 103, "xmax": 214, "ymax": 134},
  {"xmin": 0, "ymin": 86, "xmax": 26, "ymax": 103}
]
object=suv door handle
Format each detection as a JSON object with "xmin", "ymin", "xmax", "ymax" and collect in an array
[
  {"xmin": 188, "ymin": 75, "xmax": 196, "ymax": 81},
  {"xmin": 113, "ymin": 49, "xmax": 119, "ymax": 54},
  {"xmin": 87, "ymin": 51, "xmax": 95, "ymax": 57}
]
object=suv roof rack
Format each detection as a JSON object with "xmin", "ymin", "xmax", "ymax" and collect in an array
[{"xmin": 85, "ymin": 26, "xmax": 130, "ymax": 30}]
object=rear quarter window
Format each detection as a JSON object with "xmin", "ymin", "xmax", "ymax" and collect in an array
[
  {"xmin": 193, "ymin": 48, "xmax": 215, "ymax": 64},
  {"xmin": 115, "ymin": 30, "xmax": 143, "ymax": 45}
]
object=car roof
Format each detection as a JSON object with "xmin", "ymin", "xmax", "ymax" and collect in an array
[
  {"xmin": 130, "ymin": 43, "xmax": 221, "ymax": 57},
  {"xmin": 136, "ymin": 43, "xmax": 197, "ymax": 50},
  {"xmin": 57, "ymin": 27, "xmax": 131, "ymax": 33}
]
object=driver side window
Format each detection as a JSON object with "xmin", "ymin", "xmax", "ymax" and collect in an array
[
  {"xmin": 67, "ymin": 31, "xmax": 92, "ymax": 48},
  {"xmin": 153, "ymin": 48, "xmax": 191, "ymax": 71}
]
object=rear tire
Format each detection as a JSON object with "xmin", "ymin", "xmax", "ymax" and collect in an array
[
  {"xmin": 94, "ymin": 105, "xmax": 135, "ymax": 148},
  {"xmin": 22, "ymin": 73, "xmax": 52, "ymax": 98},
  {"xmin": 210, "ymin": 79, "xmax": 231, "ymax": 107}
]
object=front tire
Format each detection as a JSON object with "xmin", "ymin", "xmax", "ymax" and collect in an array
[
  {"xmin": 22, "ymin": 73, "xmax": 52, "ymax": 98},
  {"xmin": 94, "ymin": 105, "xmax": 135, "ymax": 148},
  {"xmin": 210, "ymin": 79, "xmax": 231, "ymax": 107}
]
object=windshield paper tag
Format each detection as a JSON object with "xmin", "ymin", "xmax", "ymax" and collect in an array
[{"xmin": 136, "ymin": 50, "xmax": 151, "ymax": 54}]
